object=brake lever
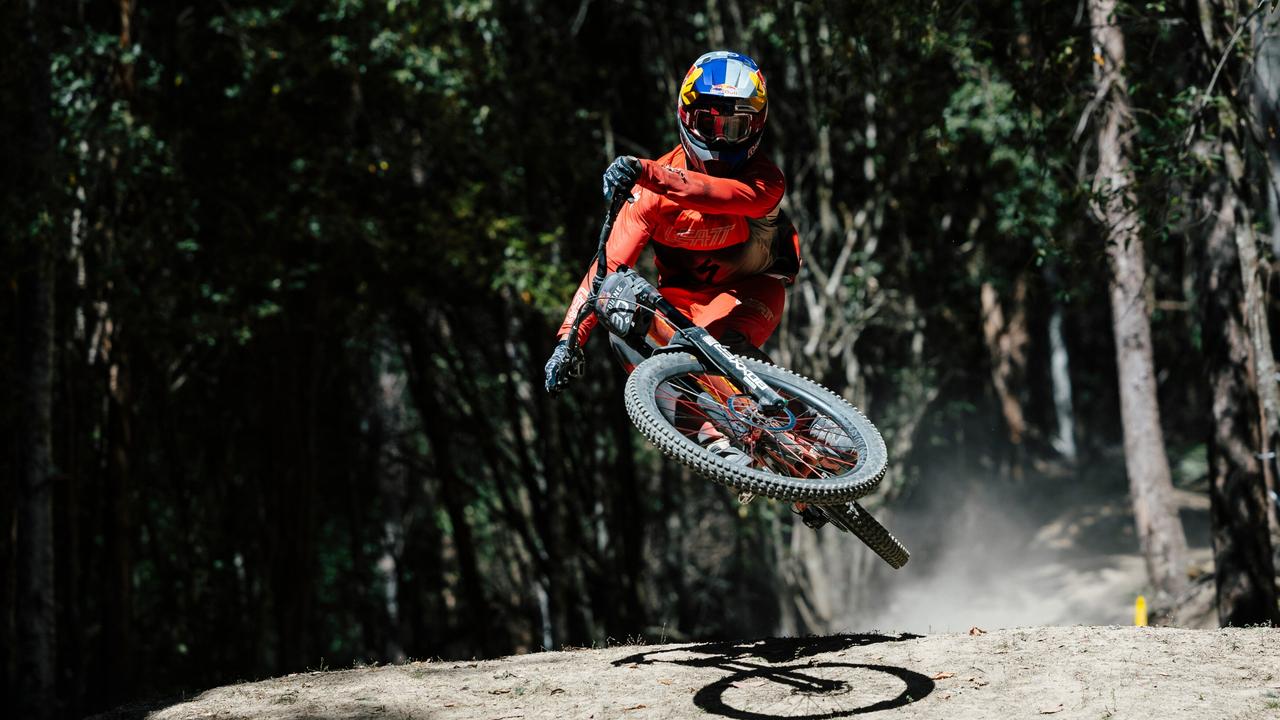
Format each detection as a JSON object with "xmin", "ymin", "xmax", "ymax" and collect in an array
[{"xmin": 566, "ymin": 345, "xmax": 585, "ymax": 379}]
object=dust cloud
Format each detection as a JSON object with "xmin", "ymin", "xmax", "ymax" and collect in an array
[{"xmin": 831, "ymin": 465, "xmax": 1212, "ymax": 634}]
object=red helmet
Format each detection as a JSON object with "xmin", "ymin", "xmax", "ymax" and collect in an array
[{"xmin": 676, "ymin": 51, "xmax": 768, "ymax": 176}]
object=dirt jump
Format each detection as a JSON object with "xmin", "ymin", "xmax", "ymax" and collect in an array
[{"xmin": 97, "ymin": 625, "xmax": 1277, "ymax": 720}]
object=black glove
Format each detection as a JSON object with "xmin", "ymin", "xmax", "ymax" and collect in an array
[
  {"xmin": 544, "ymin": 339, "xmax": 583, "ymax": 395},
  {"xmin": 602, "ymin": 155, "xmax": 643, "ymax": 204}
]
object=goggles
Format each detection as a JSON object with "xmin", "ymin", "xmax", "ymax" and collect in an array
[{"xmin": 687, "ymin": 107, "xmax": 757, "ymax": 144}]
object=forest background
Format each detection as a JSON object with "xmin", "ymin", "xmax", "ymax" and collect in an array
[{"xmin": 5, "ymin": 1, "xmax": 1280, "ymax": 718}]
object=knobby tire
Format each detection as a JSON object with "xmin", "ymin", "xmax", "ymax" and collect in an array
[
  {"xmin": 624, "ymin": 352, "xmax": 887, "ymax": 504},
  {"xmin": 822, "ymin": 501, "xmax": 910, "ymax": 568}
]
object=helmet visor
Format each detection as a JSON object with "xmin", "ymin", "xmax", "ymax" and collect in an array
[{"xmin": 690, "ymin": 109, "xmax": 755, "ymax": 144}]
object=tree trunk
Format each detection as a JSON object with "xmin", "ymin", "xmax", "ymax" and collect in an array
[
  {"xmin": 373, "ymin": 352, "xmax": 408, "ymax": 662},
  {"xmin": 1045, "ymin": 263, "xmax": 1078, "ymax": 461},
  {"xmin": 979, "ymin": 276, "xmax": 1029, "ymax": 447},
  {"xmin": 1247, "ymin": 4, "xmax": 1280, "ymax": 555},
  {"xmin": 1230, "ymin": 161, "xmax": 1280, "ymax": 559},
  {"xmin": 1088, "ymin": 0, "xmax": 1190, "ymax": 598},
  {"xmin": 1253, "ymin": 6, "xmax": 1280, "ymax": 257},
  {"xmin": 1199, "ymin": 166, "xmax": 1280, "ymax": 626},
  {"xmin": 103, "ymin": 353, "xmax": 135, "ymax": 703},
  {"xmin": 15, "ymin": 0, "xmax": 57, "ymax": 717},
  {"xmin": 608, "ymin": 379, "xmax": 645, "ymax": 630},
  {"xmin": 16, "ymin": 224, "xmax": 57, "ymax": 720},
  {"xmin": 400, "ymin": 315, "xmax": 495, "ymax": 656},
  {"xmin": 1192, "ymin": 0, "xmax": 1280, "ymax": 624}
]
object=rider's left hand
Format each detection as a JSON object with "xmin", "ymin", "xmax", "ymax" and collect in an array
[
  {"xmin": 544, "ymin": 339, "xmax": 581, "ymax": 395},
  {"xmin": 602, "ymin": 156, "xmax": 643, "ymax": 204}
]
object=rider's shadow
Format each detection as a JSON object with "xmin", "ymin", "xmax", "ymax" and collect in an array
[{"xmin": 612, "ymin": 633, "xmax": 934, "ymax": 720}]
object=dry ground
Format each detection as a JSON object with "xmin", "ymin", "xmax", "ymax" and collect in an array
[{"xmin": 97, "ymin": 625, "xmax": 1278, "ymax": 720}]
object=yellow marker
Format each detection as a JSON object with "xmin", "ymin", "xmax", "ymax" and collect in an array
[{"xmin": 1134, "ymin": 595, "xmax": 1148, "ymax": 627}]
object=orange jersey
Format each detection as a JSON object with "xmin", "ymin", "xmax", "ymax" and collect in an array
[{"xmin": 558, "ymin": 146, "xmax": 789, "ymax": 344}]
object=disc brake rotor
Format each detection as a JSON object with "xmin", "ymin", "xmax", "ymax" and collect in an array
[{"xmin": 726, "ymin": 393, "xmax": 797, "ymax": 432}]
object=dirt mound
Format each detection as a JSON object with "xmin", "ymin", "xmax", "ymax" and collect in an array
[{"xmin": 97, "ymin": 626, "xmax": 1277, "ymax": 720}]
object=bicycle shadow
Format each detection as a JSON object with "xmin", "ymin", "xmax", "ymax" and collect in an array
[{"xmin": 613, "ymin": 633, "xmax": 934, "ymax": 719}]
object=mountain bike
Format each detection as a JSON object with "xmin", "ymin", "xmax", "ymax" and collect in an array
[{"xmin": 558, "ymin": 194, "xmax": 909, "ymax": 568}]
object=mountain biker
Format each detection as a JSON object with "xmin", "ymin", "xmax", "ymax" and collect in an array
[
  {"xmin": 543, "ymin": 50, "xmax": 800, "ymax": 393},
  {"xmin": 542, "ymin": 51, "xmax": 852, "ymax": 530}
]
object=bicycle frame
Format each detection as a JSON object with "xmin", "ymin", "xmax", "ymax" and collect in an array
[{"xmin": 565, "ymin": 196, "xmax": 786, "ymax": 413}]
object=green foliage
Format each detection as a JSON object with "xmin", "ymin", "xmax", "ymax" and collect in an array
[
  {"xmin": 932, "ymin": 35, "xmax": 1069, "ymax": 264},
  {"xmin": 495, "ymin": 227, "xmax": 575, "ymax": 314}
]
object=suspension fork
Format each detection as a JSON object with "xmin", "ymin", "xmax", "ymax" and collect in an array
[{"xmin": 647, "ymin": 292, "xmax": 787, "ymax": 413}]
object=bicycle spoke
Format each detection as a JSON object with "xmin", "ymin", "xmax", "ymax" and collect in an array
[
  {"xmin": 653, "ymin": 369, "xmax": 864, "ymax": 479},
  {"xmin": 771, "ymin": 437, "xmax": 833, "ymax": 478}
]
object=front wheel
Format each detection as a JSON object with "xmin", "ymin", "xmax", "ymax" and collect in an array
[{"xmin": 624, "ymin": 352, "xmax": 887, "ymax": 503}]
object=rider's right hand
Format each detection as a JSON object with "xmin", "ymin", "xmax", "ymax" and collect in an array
[
  {"xmin": 602, "ymin": 155, "xmax": 643, "ymax": 204},
  {"xmin": 544, "ymin": 339, "xmax": 580, "ymax": 395}
]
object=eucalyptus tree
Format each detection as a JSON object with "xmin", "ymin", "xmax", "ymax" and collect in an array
[
  {"xmin": 1189, "ymin": 0, "xmax": 1280, "ymax": 625},
  {"xmin": 1086, "ymin": 0, "xmax": 1189, "ymax": 599}
]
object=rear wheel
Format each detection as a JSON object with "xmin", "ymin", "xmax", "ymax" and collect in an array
[
  {"xmin": 821, "ymin": 502, "xmax": 910, "ymax": 568},
  {"xmin": 624, "ymin": 352, "xmax": 887, "ymax": 503}
]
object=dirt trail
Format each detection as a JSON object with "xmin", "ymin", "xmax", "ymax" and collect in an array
[{"xmin": 100, "ymin": 626, "xmax": 1277, "ymax": 720}]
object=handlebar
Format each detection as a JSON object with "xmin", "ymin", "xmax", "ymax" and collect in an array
[
  {"xmin": 565, "ymin": 191, "xmax": 631, "ymax": 351},
  {"xmin": 593, "ymin": 192, "xmax": 631, "ymax": 292}
]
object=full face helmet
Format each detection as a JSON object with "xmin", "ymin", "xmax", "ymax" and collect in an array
[{"xmin": 676, "ymin": 51, "xmax": 768, "ymax": 176}]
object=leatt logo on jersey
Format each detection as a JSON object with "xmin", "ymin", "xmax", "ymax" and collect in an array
[{"xmin": 663, "ymin": 224, "xmax": 735, "ymax": 248}]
